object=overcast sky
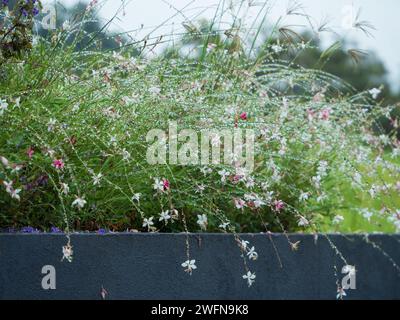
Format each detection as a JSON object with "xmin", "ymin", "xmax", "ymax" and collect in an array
[{"xmin": 49, "ymin": 0, "xmax": 400, "ymax": 92}]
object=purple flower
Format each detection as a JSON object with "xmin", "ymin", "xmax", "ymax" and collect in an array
[
  {"xmin": 50, "ymin": 227, "xmax": 62, "ymax": 233},
  {"xmin": 21, "ymin": 226, "xmax": 39, "ymax": 233},
  {"xmin": 2, "ymin": 0, "xmax": 9, "ymax": 7},
  {"xmin": 32, "ymin": 7, "xmax": 39, "ymax": 16},
  {"xmin": 36, "ymin": 174, "xmax": 49, "ymax": 186},
  {"xmin": 24, "ymin": 182, "xmax": 36, "ymax": 191},
  {"xmin": 97, "ymin": 229, "xmax": 107, "ymax": 234},
  {"xmin": 21, "ymin": 8, "xmax": 28, "ymax": 17}
]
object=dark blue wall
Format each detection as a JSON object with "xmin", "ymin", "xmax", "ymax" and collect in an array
[{"xmin": 0, "ymin": 234, "xmax": 399, "ymax": 300}]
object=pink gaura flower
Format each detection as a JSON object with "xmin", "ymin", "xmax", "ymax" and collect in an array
[
  {"xmin": 52, "ymin": 159, "xmax": 65, "ymax": 170},
  {"xmin": 234, "ymin": 198, "xmax": 246, "ymax": 210},
  {"xmin": 163, "ymin": 178, "xmax": 170, "ymax": 191},
  {"xmin": 240, "ymin": 112, "xmax": 248, "ymax": 120},
  {"xmin": 320, "ymin": 109, "xmax": 330, "ymax": 121},
  {"xmin": 27, "ymin": 147, "xmax": 34, "ymax": 159},
  {"xmin": 231, "ymin": 174, "xmax": 244, "ymax": 184},
  {"xmin": 273, "ymin": 200, "xmax": 285, "ymax": 212},
  {"xmin": 390, "ymin": 118, "xmax": 399, "ymax": 129}
]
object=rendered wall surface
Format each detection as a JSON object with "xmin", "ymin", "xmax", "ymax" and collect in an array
[{"xmin": 0, "ymin": 234, "xmax": 399, "ymax": 300}]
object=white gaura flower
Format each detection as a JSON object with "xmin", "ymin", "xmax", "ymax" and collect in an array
[
  {"xmin": 195, "ymin": 184, "xmax": 205, "ymax": 193},
  {"xmin": 47, "ymin": 118, "xmax": 57, "ymax": 132},
  {"xmin": 143, "ymin": 217, "xmax": 154, "ymax": 228},
  {"xmin": 14, "ymin": 97, "xmax": 21, "ymax": 108},
  {"xmin": 3, "ymin": 180, "xmax": 13, "ymax": 193},
  {"xmin": 245, "ymin": 176, "xmax": 255, "ymax": 189},
  {"xmin": 153, "ymin": 178, "xmax": 164, "ymax": 192},
  {"xmin": 159, "ymin": 210, "xmax": 171, "ymax": 223},
  {"xmin": 197, "ymin": 214, "xmax": 208, "ymax": 230},
  {"xmin": 336, "ymin": 287, "xmax": 347, "ymax": 300},
  {"xmin": 244, "ymin": 194, "xmax": 255, "ymax": 202},
  {"xmin": 122, "ymin": 149, "xmax": 131, "ymax": 161},
  {"xmin": 62, "ymin": 243, "xmax": 73, "ymax": 263},
  {"xmin": 218, "ymin": 169, "xmax": 230, "ymax": 183},
  {"xmin": 60, "ymin": 183, "xmax": 70, "ymax": 195},
  {"xmin": 100, "ymin": 286, "xmax": 108, "ymax": 300},
  {"xmin": 368, "ymin": 88, "xmax": 381, "ymax": 99},
  {"xmin": 132, "ymin": 193, "xmax": 141, "ymax": 202},
  {"xmin": 72, "ymin": 197, "xmax": 87, "ymax": 209},
  {"xmin": 242, "ymin": 271, "xmax": 256, "ymax": 287},
  {"xmin": 0, "ymin": 156, "xmax": 10, "ymax": 168},
  {"xmin": 253, "ymin": 196, "xmax": 265, "ymax": 209},
  {"xmin": 332, "ymin": 215, "xmax": 344, "ymax": 225},
  {"xmin": 297, "ymin": 216, "xmax": 309, "ymax": 227},
  {"xmin": 361, "ymin": 209, "xmax": 374, "ymax": 221},
  {"xmin": 181, "ymin": 259, "xmax": 197, "ymax": 275},
  {"xmin": 10, "ymin": 164, "xmax": 23, "ymax": 174},
  {"xmin": 109, "ymin": 136, "xmax": 117, "ymax": 145},
  {"xmin": 247, "ymin": 247, "xmax": 258, "ymax": 261},
  {"xmin": 264, "ymin": 191, "xmax": 274, "ymax": 202},
  {"xmin": 93, "ymin": 173, "xmax": 103, "ymax": 186},
  {"xmin": 261, "ymin": 182, "xmax": 270, "ymax": 192},
  {"xmin": 299, "ymin": 191, "xmax": 309, "ymax": 202},
  {"xmin": 0, "ymin": 98, "xmax": 8, "ymax": 116},
  {"xmin": 10, "ymin": 188, "xmax": 21, "ymax": 201},
  {"xmin": 240, "ymin": 240, "xmax": 249, "ymax": 250},
  {"xmin": 377, "ymin": 133, "xmax": 389, "ymax": 145},
  {"xmin": 200, "ymin": 166, "xmax": 212, "ymax": 176},
  {"xmin": 45, "ymin": 148, "xmax": 56, "ymax": 158},
  {"xmin": 2, "ymin": 181, "xmax": 21, "ymax": 201},
  {"xmin": 72, "ymin": 103, "xmax": 80, "ymax": 112},
  {"xmin": 219, "ymin": 221, "xmax": 230, "ymax": 230}
]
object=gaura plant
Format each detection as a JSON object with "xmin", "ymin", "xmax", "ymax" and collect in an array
[{"xmin": 0, "ymin": 0, "xmax": 399, "ymax": 297}]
